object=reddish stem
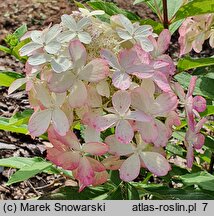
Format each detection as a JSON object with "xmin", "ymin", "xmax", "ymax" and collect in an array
[{"xmin": 162, "ymin": 0, "xmax": 169, "ymax": 29}]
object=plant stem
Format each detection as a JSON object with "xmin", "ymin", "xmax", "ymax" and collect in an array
[
  {"xmin": 208, "ymin": 152, "xmax": 214, "ymax": 174},
  {"xmin": 162, "ymin": 0, "xmax": 169, "ymax": 29}
]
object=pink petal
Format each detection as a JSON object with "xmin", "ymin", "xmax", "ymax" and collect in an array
[
  {"xmin": 100, "ymin": 49, "xmax": 121, "ymax": 69},
  {"xmin": 82, "ymin": 142, "xmax": 109, "ymax": 155},
  {"xmin": 112, "ymin": 90, "xmax": 131, "ymax": 115},
  {"xmin": 112, "ymin": 70, "xmax": 131, "ymax": 90},
  {"xmin": 187, "ymin": 76, "xmax": 197, "ymax": 97},
  {"xmin": 48, "ymin": 71, "xmax": 75, "ymax": 93},
  {"xmin": 120, "ymin": 154, "xmax": 140, "ymax": 182},
  {"xmin": 76, "ymin": 156, "xmax": 95, "ymax": 191},
  {"xmin": 92, "ymin": 170, "xmax": 108, "ymax": 186},
  {"xmin": 28, "ymin": 109, "xmax": 51, "ymax": 136},
  {"xmin": 95, "ymin": 114, "xmax": 118, "ymax": 131},
  {"xmin": 157, "ymin": 29, "xmax": 171, "ymax": 55},
  {"xmin": 47, "ymin": 150, "xmax": 80, "ymax": 170},
  {"xmin": 69, "ymin": 40, "xmax": 87, "ymax": 68},
  {"xmin": 173, "ymin": 82, "xmax": 186, "ymax": 101},
  {"xmin": 140, "ymin": 151, "xmax": 171, "ymax": 176},
  {"xmin": 194, "ymin": 133, "xmax": 205, "ymax": 149},
  {"xmin": 105, "ymin": 135, "xmax": 134, "ymax": 156},
  {"xmin": 151, "ymin": 92, "xmax": 178, "ymax": 117},
  {"xmin": 68, "ymin": 80, "xmax": 87, "ymax": 107},
  {"xmin": 131, "ymin": 86, "xmax": 153, "ymax": 114},
  {"xmin": 153, "ymin": 120, "xmax": 169, "ymax": 147},
  {"xmin": 131, "ymin": 64, "xmax": 155, "ymax": 79},
  {"xmin": 48, "ymin": 126, "xmax": 80, "ymax": 151},
  {"xmin": 195, "ymin": 118, "xmax": 207, "ymax": 133},
  {"xmin": 186, "ymin": 144, "xmax": 194, "ymax": 168},
  {"xmin": 116, "ymin": 119, "xmax": 134, "ymax": 144},
  {"xmin": 126, "ymin": 110, "xmax": 153, "ymax": 122},
  {"xmin": 136, "ymin": 121, "xmax": 158, "ymax": 143},
  {"xmin": 193, "ymin": 96, "xmax": 206, "ymax": 112},
  {"xmin": 152, "ymin": 71, "xmax": 171, "ymax": 92},
  {"xmin": 118, "ymin": 48, "xmax": 136, "ymax": 69},
  {"xmin": 87, "ymin": 157, "xmax": 106, "ymax": 172},
  {"xmin": 79, "ymin": 59, "xmax": 109, "ymax": 82}
]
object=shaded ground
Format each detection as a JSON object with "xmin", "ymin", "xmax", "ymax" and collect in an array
[{"xmin": 0, "ymin": 0, "xmax": 155, "ymax": 200}]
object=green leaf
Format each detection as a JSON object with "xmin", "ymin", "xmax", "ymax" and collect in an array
[
  {"xmin": 39, "ymin": 186, "xmax": 109, "ymax": 200},
  {"xmin": 169, "ymin": 19, "xmax": 184, "ymax": 34},
  {"xmin": 166, "ymin": 143, "xmax": 185, "ymax": 157},
  {"xmin": 0, "ymin": 157, "xmax": 39, "ymax": 169},
  {"xmin": 175, "ymin": 72, "xmax": 214, "ymax": 99},
  {"xmin": 13, "ymin": 24, "xmax": 27, "ymax": 39},
  {"xmin": 134, "ymin": 183, "xmax": 214, "ymax": 199},
  {"xmin": 192, "ymin": 66, "xmax": 214, "ymax": 79},
  {"xmin": 88, "ymin": 1, "xmax": 140, "ymax": 21},
  {"xmin": 109, "ymin": 170, "xmax": 122, "ymax": 186},
  {"xmin": 179, "ymin": 171, "xmax": 214, "ymax": 191},
  {"xmin": 0, "ymin": 116, "xmax": 28, "ymax": 134},
  {"xmin": 127, "ymin": 183, "xmax": 140, "ymax": 200},
  {"xmin": 177, "ymin": 57, "xmax": 214, "ymax": 72},
  {"xmin": 9, "ymin": 109, "xmax": 33, "ymax": 126},
  {"xmin": 204, "ymin": 136, "xmax": 214, "ymax": 152},
  {"xmin": 200, "ymin": 105, "xmax": 214, "ymax": 117},
  {"xmin": 134, "ymin": 0, "xmax": 184, "ymax": 20},
  {"xmin": 7, "ymin": 161, "xmax": 52, "ymax": 185},
  {"xmin": 175, "ymin": 0, "xmax": 214, "ymax": 21},
  {"xmin": 0, "ymin": 45, "xmax": 11, "ymax": 54},
  {"xmin": 0, "ymin": 71, "xmax": 23, "ymax": 87}
]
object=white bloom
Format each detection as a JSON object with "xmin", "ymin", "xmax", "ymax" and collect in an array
[{"xmin": 59, "ymin": 14, "xmax": 92, "ymax": 44}]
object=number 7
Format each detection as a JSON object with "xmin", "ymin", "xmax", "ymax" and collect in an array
[{"xmin": 202, "ymin": 203, "xmax": 208, "ymax": 211}]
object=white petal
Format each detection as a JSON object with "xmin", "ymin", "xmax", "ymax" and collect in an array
[
  {"xmin": 28, "ymin": 54, "xmax": 48, "ymax": 66},
  {"xmin": 61, "ymin": 14, "xmax": 77, "ymax": 30},
  {"xmin": 8, "ymin": 78, "xmax": 27, "ymax": 95},
  {"xmin": 31, "ymin": 30, "xmax": 43, "ymax": 44},
  {"xmin": 52, "ymin": 108, "xmax": 69, "ymax": 136},
  {"xmin": 77, "ymin": 17, "xmax": 91, "ymax": 30},
  {"xmin": 51, "ymin": 57, "xmax": 72, "ymax": 73},
  {"xmin": 45, "ymin": 41, "xmax": 61, "ymax": 54},
  {"xmin": 45, "ymin": 24, "xmax": 61, "ymax": 44},
  {"xmin": 19, "ymin": 42, "xmax": 43, "ymax": 56},
  {"xmin": 58, "ymin": 31, "xmax": 77, "ymax": 43},
  {"xmin": 78, "ymin": 32, "xmax": 92, "ymax": 44}
]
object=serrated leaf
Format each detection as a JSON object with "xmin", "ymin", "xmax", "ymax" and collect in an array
[
  {"xmin": 7, "ymin": 161, "xmax": 52, "ymax": 185},
  {"xmin": 175, "ymin": 0, "xmax": 214, "ymax": 21},
  {"xmin": 177, "ymin": 57, "xmax": 214, "ymax": 72},
  {"xmin": 88, "ymin": 1, "xmax": 140, "ymax": 21},
  {"xmin": 39, "ymin": 186, "xmax": 109, "ymax": 200},
  {"xmin": 166, "ymin": 143, "xmax": 185, "ymax": 157},
  {"xmin": 179, "ymin": 171, "xmax": 214, "ymax": 191},
  {"xmin": 13, "ymin": 24, "xmax": 27, "ymax": 39},
  {"xmin": 0, "ymin": 71, "xmax": 23, "ymax": 87},
  {"xmin": 0, "ymin": 116, "xmax": 28, "ymax": 134},
  {"xmin": 175, "ymin": 72, "xmax": 214, "ymax": 99}
]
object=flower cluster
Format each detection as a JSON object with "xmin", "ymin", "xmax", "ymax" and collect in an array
[
  {"xmin": 8, "ymin": 8, "xmax": 207, "ymax": 191},
  {"xmin": 179, "ymin": 14, "xmax": 214, "ymax": 56}
]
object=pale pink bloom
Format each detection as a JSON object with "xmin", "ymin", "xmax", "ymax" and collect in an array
[
  {"xmin": 105, "ymin": 134, "xmax": 171, "ymax": 181},
  {"xmin": 48, "ymin": 40, "xmax": 109, "ymax": 107},
  {"xmin": 179, "ymin": 14, "xmax": 214, "ymax": 56},
  {"xmin": 47, "ymin": 126, "xmax": 109, "ymax": 191},
  {"xmin": 100, "ymin": 47, "xmax": 154, "ymax": 90},
  {"xmin": 134, "ymin": 44, "xmax": 172, "ymax": 92},
  {"xmin": 185, "ymin": 118, "xmax": 207, "ymax": 168},
  {"xmin": 149, "ymin": 29, "xmax": 175, "ymax": 76},
  {"xmin": 131, "ymin": 85, "xmax": 178, "ymax": 146},
  {"xmin": 28, "ymin": 83, "xmax": 69, "ymax": 136},
  {"xmin": 87, "ymin": 90, "xmax": 152, "ymax": 144},
  {"xmin": 174, "ymin": 76, "xmax": 206, "ymax": 131}
]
